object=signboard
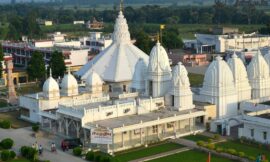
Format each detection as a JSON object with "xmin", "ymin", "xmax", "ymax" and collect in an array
[{"xmin": 91, "ymin": 128, "xmax": 113, "ymax": 144}]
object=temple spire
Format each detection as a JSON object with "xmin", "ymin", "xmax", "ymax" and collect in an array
[
  {"xmin": 120, "ymin": 0, "xmax": 123, "ymax": 12},
  {"xmin": 49, "ymin": 68, "xmax": 52, "ymax": 77}
]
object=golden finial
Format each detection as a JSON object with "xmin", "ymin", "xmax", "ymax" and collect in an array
[
  {"xmin": 120, "ymin": 0, "xmax": 124, "ymax": 12},
  {"xmin": 157, "ymin": 33, "xmax": 160, "ymax": 43}
]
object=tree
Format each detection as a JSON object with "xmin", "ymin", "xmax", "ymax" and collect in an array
[
  {"xmin": 162, "ymin": 28, "xmax": 183, "ymax": 49},
  {"xmin": 0, "ymin": 43, "xmax": 3, "ymax": 78},
  {"xmin": 49, "ymin": 51, "xmax": 66, "ymax": 78},
  {"xmin": 134, "ymin": 30, "xmax": 154, "ymax": 54},
  {"xmin": 27, "ymin": 51, "xmax": 46, "ymax": 81}
]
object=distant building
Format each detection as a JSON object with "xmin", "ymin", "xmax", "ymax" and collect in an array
[
  {"xmin": 37, "ymin": 19, "xmax": 53, "ymax": 26},
  {"xmin": 73, "ymin": 21, "xmax": 85, "ymax": 25},
  {"xmin": 2, "ymin": 37, "xmax": 90, "ymax": 72},
  {"xmin": 86, "ymin": 18, "xmax": 104, "ymax": 30},
  {"xmin": 80, "ymin": 32, "xmax": 112, "ymax": 55},
  {"xmin": 191, "ymin": 28, "xmax": 270, "ymax": 53}
]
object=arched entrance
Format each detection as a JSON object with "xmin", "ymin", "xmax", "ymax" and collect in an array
[{"xmin": 225, "ymin": 118, "xmax": 242, "ymax": 137}]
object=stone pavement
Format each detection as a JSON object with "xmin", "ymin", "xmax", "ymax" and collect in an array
[
  {"xmin": 129, "ymin": 147, "xmax": 191, "ymax": 162},
  {"xmin": 0, "ymin": 127, "xmax": 86, "ymax": 162}
]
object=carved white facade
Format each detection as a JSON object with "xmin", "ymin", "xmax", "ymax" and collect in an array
[
  {"xmin": 227, "ymin": 53, "xmax": 252, "ymax": 102},
  {"xmin": 247, "ymin": 50, "xmax": 270, "ymax": 99},
  {"xmin": 199, "ymin": 56, "xmax": 238, "ymax": 119},
  {"xmin": 146, "ymin": 42, "xmax": 172, "ymax": 98},
  {"xmin": 167, "ymin": 62, "xmax": 194, "ymax": 111}
]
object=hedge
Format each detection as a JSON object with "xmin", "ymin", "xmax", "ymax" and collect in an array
[
  {"xmin": 0, "ymin": 120, "xmax": 11, "ymax": 129},
  {"xmin": 73, "ymin": 147, "xmax": 82, "ymax": 156},
  {"xmin": 1, "ymin": 138, "xmax": 14, "ymax": 149}
]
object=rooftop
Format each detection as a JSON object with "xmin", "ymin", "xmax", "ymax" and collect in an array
[{"xmin": 86, "ymin": 108, "xmax": 205, "ymax": 129}]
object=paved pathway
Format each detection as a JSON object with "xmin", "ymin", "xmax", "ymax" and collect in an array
[
  {"xmin": 129, "ymin": 147, "xmax": 191, "ymax": 162},
  {"xmin": 0, "ymin": 127, "xmax": 86, "ymax": 162}
]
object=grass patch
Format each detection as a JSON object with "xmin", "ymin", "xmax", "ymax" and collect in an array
[
  {"xmin": 188, "ymin": 73, "xmax": 204, "ymax": 87},
  {"xmin": 16, "ymin": 84, "xmax": 42, "ymax": 95},
  {"xmin": 183, "ymin": 134, "xmax": 212, "ymax": 142},
  {"xmin": 148, "ymin": 150, "xmax": 237, "ymax": 162},
  {"xmin": 115, "ymin": 142, "xmax": 183, "ymax": 162},
  {"xmin": 216, "ymin": 140, "xmax": 269, "ymax": 161},
  {"xmin": 0, "ymin": 111, "xmax": 32, "ymax": 129}
]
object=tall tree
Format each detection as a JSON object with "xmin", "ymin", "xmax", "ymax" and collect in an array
[
  {"xmin": 134, "ymin": 30, "xmax": 154, "ymax": 54},
  {"xmin": 49, "ymin": 51, "xmax": 66, "ymax": 78},
  {"xmin": 27, "ymin": 51, "xmax": 46, "ymax": 81},
  {"xmin": 0, "ymin": 43, "xmax": 3, "ymax": 78}
]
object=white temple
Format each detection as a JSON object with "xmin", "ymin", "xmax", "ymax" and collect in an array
[
  {"xmin": 76, "ymin": 10, "xmax": 149, "ymax": 93},
  {"xmin": 19, "ymin": 7, "xmax": 210, "ymax": 154}
]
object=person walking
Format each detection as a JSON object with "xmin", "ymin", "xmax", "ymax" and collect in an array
[{"xmin": 38, "ymin": 145, "xmax": 43, "ymax": 155}]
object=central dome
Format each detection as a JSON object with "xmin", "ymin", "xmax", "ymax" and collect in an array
[{"xmin": 76, "ymin": 10, "xmax": 149, "ymax": 82}]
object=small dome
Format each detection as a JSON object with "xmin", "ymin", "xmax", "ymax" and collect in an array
[
  {"xmin": 148, "ymin": 42, "xmax": 171, "ymax": 72},
  {"xmin": 247, "ymin": 50, "xmax": 269, "ymax": 79},
  {"xmin": 227, "ymin": 53, "xmax": 249, "ymax": 82},
  {"xmin": 172, "ymin": 62, "xmax": 190, "ymax": 87},
  {"xmin": 61, "ymin": 69, "xmax": 78, "ymax": 96},
  {"xmin": 131, "ymin": 58, "xmax": 147, "ymax": 90},
  {"xmin": 43, "ymin": 71, "xmax": 59, "ymax": 99},
  {"xmin": 86, "ymin": 71, "xmax": 103, "ymax": 87},
  {"xmin": 202, "ymin": 55, "xmax": 235, "ymax": 90}
]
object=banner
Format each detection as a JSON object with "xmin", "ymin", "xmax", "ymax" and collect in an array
[{"xmin": 91, "ymin": 128, "xmax": 113, "ymax": 144}]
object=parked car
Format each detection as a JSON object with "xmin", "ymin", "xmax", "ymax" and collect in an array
[{"xmin": 61, "ymin": 138, "xmax": 82, "ymax": 150}]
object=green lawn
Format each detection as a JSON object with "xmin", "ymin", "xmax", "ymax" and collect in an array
[
  {"xmin": 216, "ymin": 140, "xmax": 269, "ymax": 161},
  {"xmin": 115, "ymin": 142, "xmax": 183, "ymax": 162},
  {"xmin": 188, "ymin": 73, "xmax": 204, "ymax": 87},
  {"xmin": 0, "ymin": 111, "xmax": 32, "ymax": 128},
  {"xmin": 183, "ymin": 134, "xmax": 212, "ymax": 142},
  {"xmin": 16, "ymin": 84, "xmax": 42, "ymax": 95},
  {"xmin": 149, "ymin": 150, "xmax": 237, "ymax": 162}
]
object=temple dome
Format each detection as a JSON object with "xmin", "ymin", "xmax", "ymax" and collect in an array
[
  {"xmin": 148, "ymin": 42, "xmax": 171, "ymax": 73},
  {"xmin": 172, "ymin": 62, "xmax": 190, "ymax": 87},
  {"xmin": 61, "ymin": 69, "xmax": 78, "ymax": 96},
  {"xmin": 202, "ymin": 56, "xmax": 235, "ymax": 89},
  {"xmin": 43, "ymin": 71, "xmax": 60, "ymax": 99},
  {"xmin": 86, "ymin": 71, "xmax": 103, "ymax": 87},
  {"xmin": 247, "ymin": 50, "xmax": 269, "ymax": 79},
  {"xmin": 227, "ymin": 53, "xmax": 251, "ymax": 101},
  {"xmin": 76, "ymin": 10, "xmax": 149, "ymax": 82},
  {"xmin": 227, "ymin": 53, "xmax": 249, "ymax": 82}
]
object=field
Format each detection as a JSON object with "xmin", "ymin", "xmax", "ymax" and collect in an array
[
  {"xmin": 183, "ymin": 134, "xmax": 212, "ymax": 142},
  {"xmin": 115, "ymin": 142, "xmax": 183, "ymax": 162},
  {"xmin": 216, "ymin": 140, "xmax": 269, "ymax": 160},
  {"xmin": 148, "ymin": 150, "xmax": 237, "ymax": 162},
  {"xmin": 0, "ymin": 111, "xmax": 32, "ymax": 128}
]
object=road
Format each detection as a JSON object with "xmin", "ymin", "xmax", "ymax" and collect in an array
[{"xmin": 0, "ymin": 127, "xmax": 86, "ymax": 162}]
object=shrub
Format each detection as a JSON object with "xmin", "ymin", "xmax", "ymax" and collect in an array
[
  {"xmin": 85, "ymin": 151, "xmax": 95, "ymax": 161},
  {"xmin": 216, "ymin": 147, "xmax": 223, "ymax": 153},
  {"xmin": 208, "ymin": 139, "xmax": 213, "ymax": 143},
  {"xmin": 238, "ymin": 152, "xmax": 245, "ymax": 157},
  {"xmin": 0, "ymin": 120, "xmax": 11, "ymax": 129},
  {"xmin": 1, "ymin": 138, "xmax": 14, "ymax": 149},
  {"xmin": 227, "ymin": 149, "xmax": 237, "ymax": 155},
  {"xmin": 73, "ymin": 147, "xmax": 82, "ymax": 156},
  {"xmin": 206, "ymin": 143, "xmax": 215, "ymax": 150},
  {"xmin": 20, "ymin": 146, "xmax": 38, "ymax": 161},
  {"xmin": 1, "ymin": 150, "xmax": 10, "ymax": 161},
  {"xmin": 9, "ymin": 151, "xmax": 16, "ymax": 159},
  {"xmin": 262, "ymin": 160, "xmax": 269, "ymax": 162},
  {"xmin": 197, "ymin": 141, "xmax": 205, "ymax": 147},
  {"xmin": 101, "ymin": 156, "xmax": 111, "ymax": 162},
  {"xmin": 95, "ymin": 154, "xmax": 101, "ymax": 162},
  {"xmin": 248, "ymin": 156, "xmax": 256, "ymax": 161},
  {"xmin": 214, "ymin": 134, "xmax": 221, "ymax": 140},
  {"xmin": 32, "ymin": 124, "xmax": 39, "ymax": 132}
]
